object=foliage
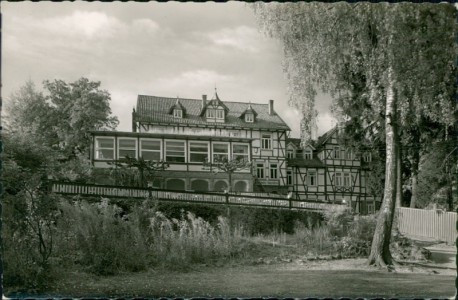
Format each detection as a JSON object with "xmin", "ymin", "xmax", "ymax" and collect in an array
[
  {"xmin": 254, "ymin": 2, "xmax": 456, "ymax": 268},
  {"xmin": 108, "ymin": 156, "xmax": 169, "ymax": 188},
  {"xmin": 56, "ymin": 199, "xmax": 149, "ymax": 275},
  {"xmin": 203, "ymin": 157, "xmax": 252, "ymax": 192},
  {"xmin": 5, "ymin": 78, "xmax": 119, "ymax": 158},
  {"xmin": 2, "ymin": 162, "xmax": 60, "ymax": 290}
]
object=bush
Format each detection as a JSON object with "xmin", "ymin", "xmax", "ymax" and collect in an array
[
  {"xmin": 56, "ymin": 199, "xmax": 149, "ymax": 275},
  {"xmin": 148, "ymin": 211, "xmax": 245, "ymax": 268}
]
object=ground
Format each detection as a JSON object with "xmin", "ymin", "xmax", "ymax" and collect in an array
[{"xmin": 12, "ymin": 257, "xmax": 454, "ymax": 298}]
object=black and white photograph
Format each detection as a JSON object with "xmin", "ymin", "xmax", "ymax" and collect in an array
[{"xmin": 2, "ymin": 1, "xmax": 457, "ymax": 298}]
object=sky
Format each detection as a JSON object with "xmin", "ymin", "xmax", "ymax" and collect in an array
[{"xmin": 2, "ymin": 1, "xmax": 335, "ymax": 138}]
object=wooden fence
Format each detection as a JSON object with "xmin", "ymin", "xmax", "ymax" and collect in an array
[
  {"xmin": 51, "ymin": 182, "xmax": 346, "ymax": 212},
  {"xmin": 397, "ymin": 207, "xmax": 457, "ymax": 245}
]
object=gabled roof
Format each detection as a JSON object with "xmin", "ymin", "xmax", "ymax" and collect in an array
[
  {"xmin": 168, "ymin": 98, "xmax": 187, "ymax": 116},
  {"xmin": 200, "ymin": 92, "xmax": 230, "ymax": 116},
  {"xmin": 287, "ymin": 138, "xmax": 316, "ymax": 150},
  {"xmin": 134, "ymin": 94, "xmax": 291, "ymax": 131},
  {"xmin": 315, "ymin": 127, "xmax": 338, "ymax": 149},
  {"xmin": 240, "ymin": 103, "xmax": 258, "ymax": 119}
]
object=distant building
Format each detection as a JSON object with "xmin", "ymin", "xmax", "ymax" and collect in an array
[{"xmin": 89, "ymin": 91, "xmax": 377, "ymax": 213}]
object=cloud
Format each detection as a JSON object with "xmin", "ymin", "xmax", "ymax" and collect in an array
[
  {"xmin": 39, "ymin": 11, "xmax": 126, "ymax": 39},
  {"xmin": 132, "ymin": 18, "xmax": 160, "ymax": 35},
  {"xmin": 154, "ymin": 70, "xmax": 235, "ymax": 95},
  {"xmin": 204, "ymin": 26, "xmax": 261, "ymax": 53}
]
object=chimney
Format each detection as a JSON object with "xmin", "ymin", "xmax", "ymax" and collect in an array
[
  {"xmin": 202, "ymin": 94, "xmax": 207, "ymax": 108},
  {"xmin": 269, "ymin": 99, "xmax": 275, "ymax": 115}
]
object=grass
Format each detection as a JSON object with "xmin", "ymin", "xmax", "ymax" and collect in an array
[{"xmin": 28, "ymin": 261, "xmax": 456, "ymax": 298}]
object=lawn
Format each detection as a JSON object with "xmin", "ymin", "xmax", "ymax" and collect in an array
[{"xmin": 14, "ymin": 259, "xmax": 455, "ymax": 298}]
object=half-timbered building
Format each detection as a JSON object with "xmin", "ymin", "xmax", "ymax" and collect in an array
[
  {"xmin": 90, "ymin": 92, "xmax": 290, "ymax": 193},
  {"xmin": 89, "ymin": 92, "xmax": 377, "ymax": 213}
]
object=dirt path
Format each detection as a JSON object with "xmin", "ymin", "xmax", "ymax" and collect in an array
[{"xmin": 30, "ymin": 259, "xmax": 456, "ymax": 298}]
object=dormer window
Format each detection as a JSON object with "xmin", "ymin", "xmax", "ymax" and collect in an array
[
  {"xmin": 173, "ymin": 109, "xmax": 183, "ymax": 118},
  {"xmin": 245, "ymin": 113, "xmax": 254, "ymax": 123},
  {"xmin": 216, "ymin": 109, "xmax": 224, "ymax": 119},
  {"xmin": 304, "ymin": 149, "xmax": 313, "ymax": 160},
  {"xmin": 206, "ymin": 108, "xmax": 224, "ymax": 121}
]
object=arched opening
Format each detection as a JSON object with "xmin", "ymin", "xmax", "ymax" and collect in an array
[
  {"xmin": 233, "ymin": 181, "xmax": 248, "ymax": 192},
  {"xmin": 213, "ymin": 180, "xmax": 228, "ymax": 192},
  {"xmin": 166, "ymin": 178, "xmax": 186, "ymax": 191},
  {"xmin": 191, "ymin": 179, "xmax": 209, "ymax": 192}
]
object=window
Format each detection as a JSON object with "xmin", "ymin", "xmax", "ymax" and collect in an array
[
  {"xmin": 287, "ymin": 149, "xmax": 294, "ymax": 158},
  {"xmin": 363, "ymin": 152, "xmax": 372, "ymax": 162},
  {"xmin": 287, "ymin": 170, "xmax": 293, "ymax": 185},
  {"xmin": 307, "ymin": 171, "xmax": 316, "ymax": 186},
  {"xmin": 270, "ymin": 164, "xmax": 278, "ymax": 179},
  {"xmin": 334, "ymin": 147, "xmax": 340, "ymax": 159},
  {"xmin": 262, "ymin": 134, "xmax": 272, "ymax": 149},
  {"xmin": 346, "ymin": 149, "xmax": 353, "ymax": 160},
  {"xmin": 256, "ymin": 164, "xmax": 265, "ymax": 178},
  {"xmin": 367, "ymin": 203, "xmax": 375, "ymax": 214},
  {"xmin": 216, "ymin": 109, "xmax": 224, "ymax": 119},
  {"xmin": 95, "ymin": 137, "xmax": 114, "ymax": 160},
  {"xmin": 344, "ymin": 173, "xmax": 351, "ymax": 187},
  {"xmin": 165, "ymin": 141, "xmax": 185, "ymax": 162},
  {"xmin": 304, "ymin": 149, "xmax": 313, "ymax": 160},
  {"xmin": 245, "ymin": 113, "xmax": 254, "ymax": 123},
  {"xmin": 206, "ymin": 109, "xmax": 215, "ymax": 118},
  {"xmin": 140, "ymin": 139, "xmax": 161, "ymax": 161},
  {"xmin": 173, "ymin": 109, "xmax": 182, "ymax": 118},
  {"xmin": 213, "ymin": 143, "xmax": 229, "ymax": 162},
  {"xmin": 189, "ymin": 142, "xmax": 209, "ymax": 163},
  {"xmin": 334, "ymin": 172, "xmax": 342, "ymax": 186},
  {"xmin": 233, "ymin": 144, "xmax": 249, "ymax": 162},
  {"xmin": 118, "ymin": 138, "xmax": 137, "ymax": 159}
]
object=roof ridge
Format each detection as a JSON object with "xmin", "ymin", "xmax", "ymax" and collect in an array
[{"xmin": 138, "ymin": 94, "xmax": 269, "ymax": 106}]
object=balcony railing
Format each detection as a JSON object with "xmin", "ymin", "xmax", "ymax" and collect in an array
[{"xmin": 50, "ymin": 181, "xmax": 347, "ymax": 212}]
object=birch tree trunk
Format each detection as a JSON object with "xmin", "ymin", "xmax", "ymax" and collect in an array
[{"xmin": 368, "ymin": 67, "xmax": 398, "ymax": 269}]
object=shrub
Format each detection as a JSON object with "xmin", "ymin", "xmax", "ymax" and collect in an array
[{"xmin": 56, "ymin": 199, "xmax": 149, "ymax": 275}]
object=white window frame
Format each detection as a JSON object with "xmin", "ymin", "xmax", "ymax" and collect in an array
[
  {"xmin": 287, "ymin": 149, "xmax": 294, "ymax": 159},
  {"xmin": 270, "ymin": 163, "xmax": 278, "ymax": 179},
  {"xmin": 334, "ymin": 172, "xmax": 342, "ymax": 186},
  {"xmin": 346, "ymin": 149, "xmax": 353, "ymax": 160},
  {"xmin": 188, "ymin": 141, "xmax": 209, "ymax": 163},
  {"xmin": 334, "ymin": 146, "xmax": 341, "ymax": 159},
  {"xmin": 287, "ymin": 170, "xmax": 293, "ymax": 185},
  {"xmin": 344, "ymin": 173, "xmax": 351, "ymax": 187},
  {"xmin": 307, "ymin": 171, "xmax": 317, "ymax": 186},
  {"xmin": 256, "ymin": 163, "xmax": 265, "ymax": 179},
  {"xmin": 304, "ymin": 149, "xmax": 313, "ymax": 160},
  {"xmin": 206, "ymin": 108, "xmax": 215, "ymax": 118},
  {"xmin": 367, "ymin": 203, "xmax": 375, "ymax": 214},
  {"xmin": 363, "ymin": 152, "xmax": 372, "ymax": 162},
  {"xmin": 232, "ymin": 143, "xmax": 250, "ymax": 162},
  {"xmin": 173, "ymin": 109, "xmax": 183, "ymax": 118},
  {"xmin": 140, "ymin": 138, "xmax": 162, "ymax": 161},
  {"xmin": 262, "ymin": 134, "xmax": 272, "ymax": 150},
  {"xmin": 245, "ymin": 113, "xmax": 254, "ymax": 123},
  {"xmin": 118, "ymin": 137, "xmax": 138, "ymax": 160},
  {"xmin": 216, "ymin": 109, "xmax": 224, "ymax": 119},
  {"xmin": 95, "ymin": 137, "xmax": 115, "ymax": 160},
  {"xmin": 165, "ymin": 140, "xmax": 186, "ymax": 163},
  {"xmin": 212, "ymin": 142, "xmax": 229, "ymax": 162}
]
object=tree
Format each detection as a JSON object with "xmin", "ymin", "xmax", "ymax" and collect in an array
[
  {"xmin": 109, "ymin": 156, "xmax": 169, "ymax": 188},
  {"xmin": 5, "ymin": 78, "xmax": 119, "ymax": 158},
  {"xmin": 203, "ymin": 157, "xmax": 252, "ymax": 192},
  {"xmin": 254, "ymin": 2, "xmax": 456, "ymax": 269}
]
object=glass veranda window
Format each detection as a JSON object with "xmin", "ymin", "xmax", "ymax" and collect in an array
[
  {"xmin": 166, "ymin": 141, "xmax": 185, "ymax": 162},
  {"xmin": 189, "ymin": 142, "xmax": 209, "ymax": 163},
  {"xmin": 232, "ymin": 144, "xmax": 249, "ymax": 162},
  {"xmin": 118, "ymin": 138, "xmax": 137, "ymax": 159},
  {"xmin": 140, "ymin": 139, "xmax": 161, "ymax": 161},
  {"xmin": 212, "ymin": 143, "xmax": 229, "ymax": 162},
  {"xmin": 95, "ymin": 137, "xmax": 114, "ymax": 160}
]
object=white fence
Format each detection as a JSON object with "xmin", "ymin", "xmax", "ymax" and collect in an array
[{"xmin": 397, "ymin": 207, "xmax": 457, "ymax": 245}]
